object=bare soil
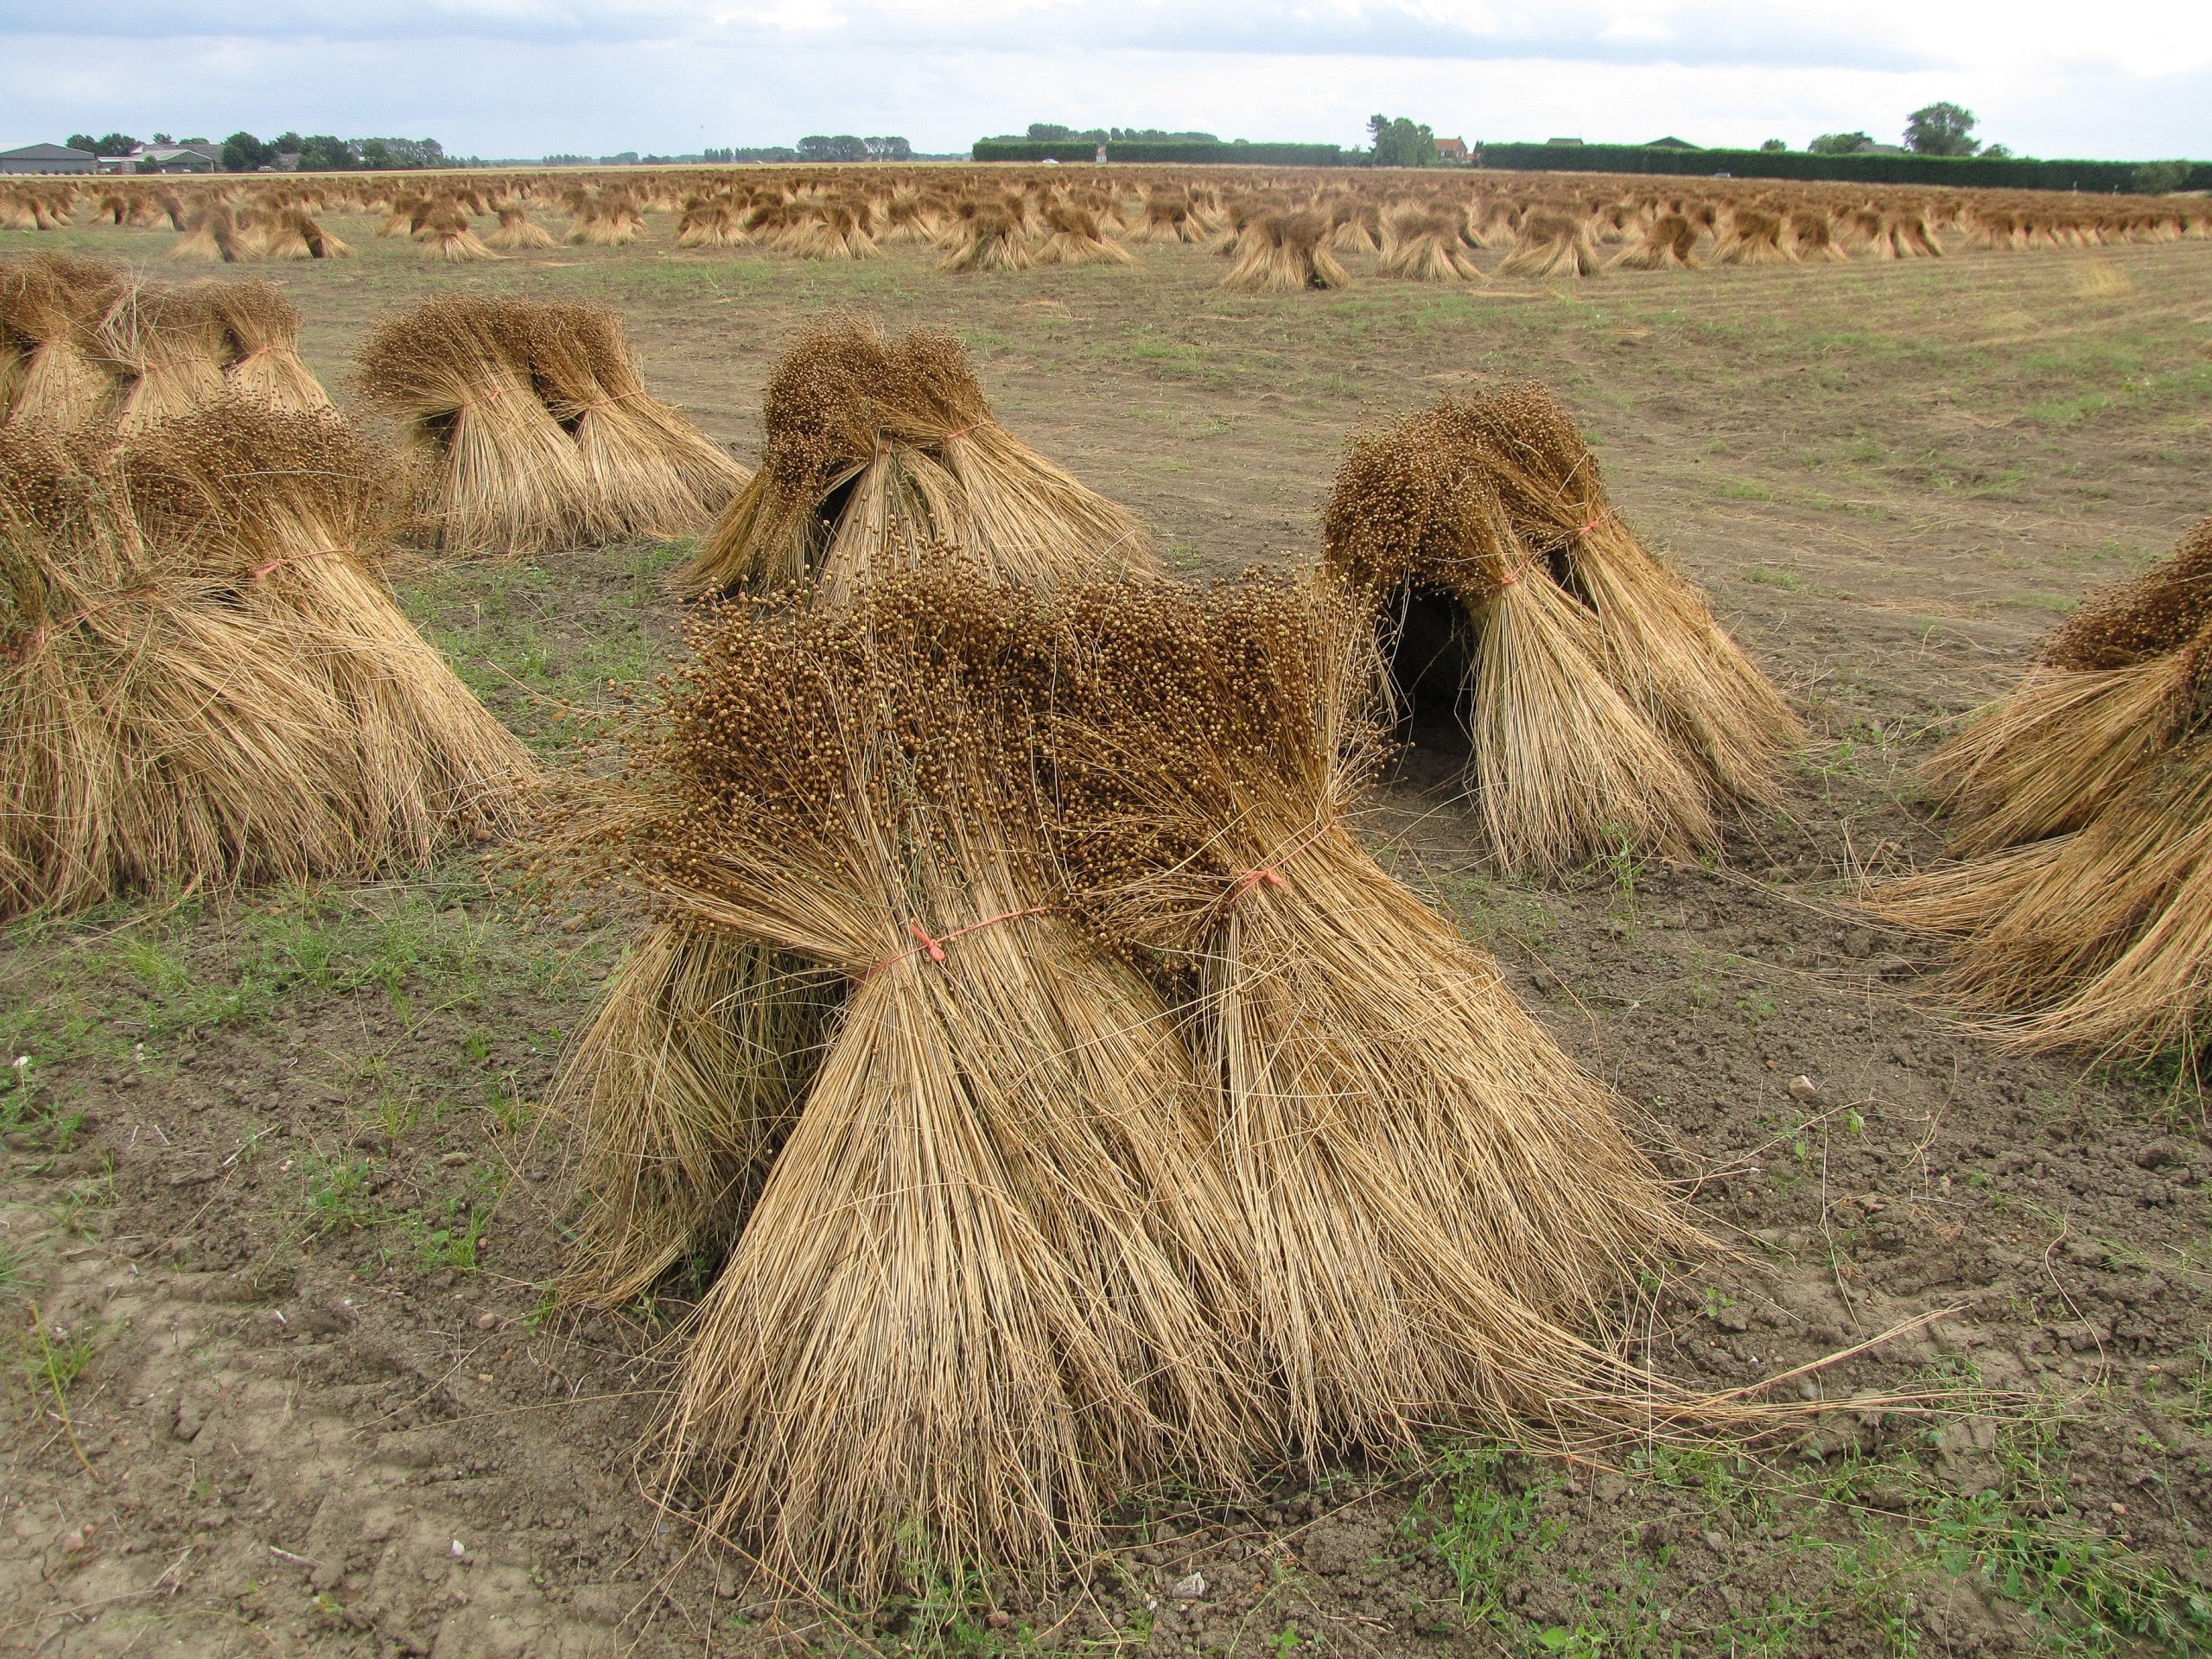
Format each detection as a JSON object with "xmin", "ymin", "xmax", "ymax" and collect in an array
[{"xmin": 4, "ymin": 213, "xmax": 2212, "ymax": 1659}]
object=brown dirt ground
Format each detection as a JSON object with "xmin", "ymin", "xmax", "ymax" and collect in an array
[{"xmin": 3, "ymin": 211, "xmax": 2212, "ymax": 1659}]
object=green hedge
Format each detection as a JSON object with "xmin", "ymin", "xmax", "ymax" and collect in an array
[
  {"xmin": 1471, "ymin": 143, "xmax": 2212, "ymax": 194},
  {"xmin": 971, "ymin": 140, "xmax": 1345, "ymax": 166}
]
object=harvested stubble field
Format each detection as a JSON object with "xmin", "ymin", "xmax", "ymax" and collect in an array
[{"xmin": 4, "ymin": 193, "xmax": 2212, "ymax": 1659}]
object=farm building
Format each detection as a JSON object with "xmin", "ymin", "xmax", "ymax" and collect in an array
[
  {"xmin": 123, "ymin": 143, "xmax": 222, "ymax": 173},
  {"xmin": 0, "ymin": 143, "xmax": 96, "ymax": 175}
]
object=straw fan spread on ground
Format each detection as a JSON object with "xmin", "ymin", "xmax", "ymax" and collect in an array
[
  {"xmin": 1870, "ymin": 517, "xmax": 2212, "ymax": 1055},
  {"xmin": 681, "ymin": 318, "xmax": 1158, "ymax": 601},
  {"xmin": 0, "ymin": 402, "xmax": 532, "ymax": 917},
  {"xmin": 1322, "ymin": 385, "xmax": 1800, "ymax": 873},
  {"xmin": 530, "ymin": 562, "xmax": 1811, "ymax": 1601},
  {"xmin": 354, "ymin": 295, "xmax": 746, "ymax": 557}
]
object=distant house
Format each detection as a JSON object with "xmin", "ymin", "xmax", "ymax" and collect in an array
[
  {"xmin": 0, "ymin": 143, "xmax": 96, "ymax": 175},
  {"xmin": 1644, "ymin": 137, "xmax": 1700, "ymax": 150},
  {"xmin": 1435, "ymin": 137, "xmax": 1469, "ymax": 162},
  {"xmin": 1545, "ymin": 137, "xmax": 1586, "ymax": 147},
  {"xmin": 124, "ymin": 143, "xmax": 221, "ymax": 174}
]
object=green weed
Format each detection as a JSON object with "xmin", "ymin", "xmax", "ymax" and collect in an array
[{"xmin": 301, "ymin": 1155, "xmax": 385, "ymax": 1237}]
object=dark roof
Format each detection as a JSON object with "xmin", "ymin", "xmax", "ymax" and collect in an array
[
  {"xmin": 1644, "ymin": 137, "xmax": 1700, "ymax": 149},
  {"xmin": 0, "ymin": 143, "xmax": 94, "ymax": 161}
]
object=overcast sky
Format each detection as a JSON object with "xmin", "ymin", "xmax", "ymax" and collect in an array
[{"xmin": 3, "ymin": 0, "xmax": 2208, "ymax": 161}]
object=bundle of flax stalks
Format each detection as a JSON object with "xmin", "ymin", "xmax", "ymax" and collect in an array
[
  {"xmin": 90, "ymin": 283, "xmax": 231, "ymax": 435},
  {"xmin": 1044, "ymin": 573, "xmax": 1718, "ymax": 1453},
  {"xmin": 939, "ymin": 205, "xmax": 1033, "ymax": 272},
  {"xmin": 1611, "ymin": 213, "xmax": 1702, "ymax": 270},
  {"xmin": 681, "ymin": 318, "xmax": 1157, "ymax": 601},
  {"xmin": 1219, "ymin": 211, "xmax": 1351, "ymax": 294},
  {"xmin": 207, "ymin": 282, "xmax": 337, "ymax": 415},
  {"xmin": 544, "ymin": 572, "xmax": 1255, "ymax": 1599},
  {"xmin": 1871, "ymin": 517, "xmax": 2212, "ymax": 1054},
  {"xmin": 524, "ymin": 302, "xmax": 748, "ymax": 542},
  {"xmin": 0, "ymin": 253, "xmax": 128, "ymax": 431},
  {"xmin": 1379, "ymin": 207, "xmax": 1484, "ymax": 282},
  {"xmin": 1499, "ymin": 210, "xmax": 1602, "ymax": 278},
  {"xmin": 356, "ymin": 295, "xmax": 743, "ymax": 556},
  {"xmin": 537, "ymin": 564, "xmax": 1760, "ymax": 1601},
  {"xmin": 0, "ymin": 401, "xmax": 532, "ymax": 915},
  {"xmin": 1035, "ymin": 202, "xmax": 1137, "ymax": 266},
  {"xmin": 170, "ymin": 200, "xmax": 246, "ymax": 264},
  {"xmin": 1322, "ymin": 386, "xmax": 1799, "ymax": 872}
]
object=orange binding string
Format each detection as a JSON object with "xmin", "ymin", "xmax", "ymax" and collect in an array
[
  {"xmin": 1224, "ymin": 821, "xmax": 1337, "ymax": 906},
  {"xmin": 939, "ymin": 419, "xmax": 995, "ymax": 442},
  {"xmin": 862, "ymin": 905, "xmax": 1052, "ymax": 979}
]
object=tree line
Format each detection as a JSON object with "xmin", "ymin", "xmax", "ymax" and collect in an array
[{"xmin": 64, "ymin": 130, "xmax": 454, "ymax": 172}]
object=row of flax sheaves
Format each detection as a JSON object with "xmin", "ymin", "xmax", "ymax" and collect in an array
[
  {"xmin": 0, "ymin": 253, "xmax": 750, "ymax": 556},
  {"xmin": 518, "ymin": 316, "xmax": 1857, "ymax": 1605},
  {"xmin": 15, "ymin": 181, "xmax": 358, "ymax": 265},
  {"xmin": 334, "ymin": 178, "xmax": 2212, "ymax": 288},
  {"xmin": 29, "ymin": 164, "xmax": 2209, "ymax": 285}
]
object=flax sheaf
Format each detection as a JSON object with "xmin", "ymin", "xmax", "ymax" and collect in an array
[
  {"xmin": 534, "ymin": 565, "xmax": 1846, "ymax": 1605},
  {"xmin": 540, "ymin": 574, "xmax": 1254, "ymax": 1602},
  {"xmin": 1873, "ymin": 516, "xmax": 2212, "ymax": 1055},
  {"xmin": 355, "ymin": 294, "xmax": 744, "ymax": 557},
  {"xmin": 0, "ymin": 402, "xmax": 532, "ymax": 916},
  {"xmin": 681, "ymin": 317, "xmax": 1158, "ymax": 601},
  {"xmin": 1321, "ymin": 386, "xmax": 1798, "ymax": 871}
]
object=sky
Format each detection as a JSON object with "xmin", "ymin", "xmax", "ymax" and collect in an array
[{"xmin": 3, "ymin": 0, "xmax": 2209, "ymax": 162}]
